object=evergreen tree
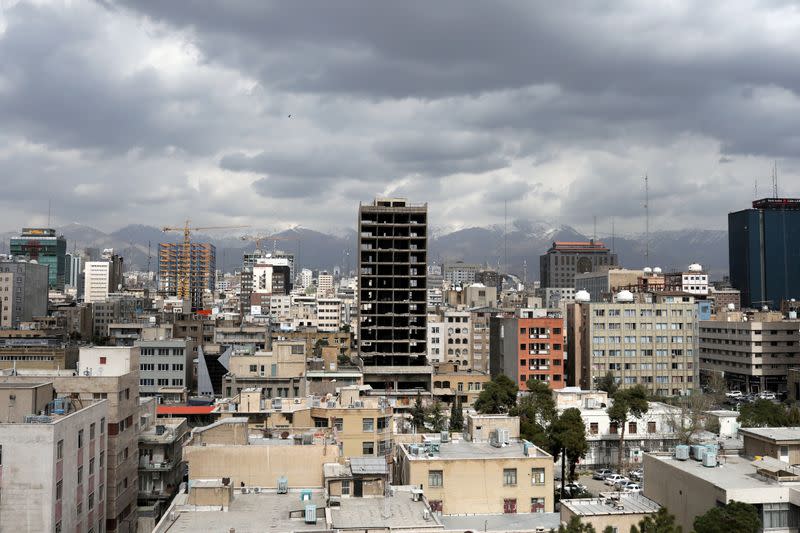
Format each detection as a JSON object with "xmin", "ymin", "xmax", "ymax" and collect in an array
[
  {"xmin": 449, "ymin": 398, "xmax": 464, "ymax": 432},
  {"xmin": 411, "ymin": 393, "xmax": 426, "ymax": 432},
  {"xmin": 550, "ymin": 408, "xmax": 588, "ymax": 496},
  {"xmin": 607, "ymin": 385, "xmax": 648, "ymax": 469},
  {"xmin": 556, "ymin": 516, "xmax": 597, "ymax": 533},
  {"xmin": 474, "ymin": 374, "xmax": 518, "ymax": 414},
  {"xmin": 693, "ymin": 501, "xmax": 760, "ymax": 533},
  {"xmin": 630, "ymin": 507, "xmax": 682, "ymax": 533},
  {"xmin": 426, "ymin": 399, "xmax": 447, "ymax": 432},
  {"xmin": 738, "ymin": 399, "xmax": 789, "ymax": 427},
  {"xmin": 596, "ymin": 371, "xmax": 619, "ymax": 395},
  {"xmin": 515, "ymin": 379, "xmax": 557, "ymax": 450}
]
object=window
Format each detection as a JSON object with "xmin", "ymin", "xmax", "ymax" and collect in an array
[
  {"xmin": 100, "ymin": 418, "xmax": 105, "ymax": 434},
  {"xmin": 362, "ymin": 418, "xmax": 374, "ymax": 432},
  {"xmin": 334, "ymin": 418, "xmax": 343, "ymax": 431},
  {"xmin": 362, "ymin": 441, "xmax": 374, "ymax": 455},
  {"xmin": 99, "ymin": 356, "xmax": 107, "ymax": 364},
  {"xmin": 503, "ymin": 468, "xmax": 517, "ymax": 486},
  {"xmin": 531, "ymin": 468, "xmax": 546, "ymax": 485},
  {"xmin": 88, "ymin": 492, "xmax": 94, "ymax": 510},
  {"xmin": 249, "ymin": 364, "xmax": 257, "ymax": 372},
  {"xmin": 531, "ymin": 497, "xmax": 546, "ymax": 513},
  {"xmin": 341, "ymin": 479, "xmax": 350, "ymax": 496},
  {"xmin": 291, "ymin": 345, "xmax": 304, "ymax": 354},
  {"xmin": 157, "ymin": 363, "xmax": 169, "ymax": 371},
  {"xmin": 56, "ymin": 480, "xmax": 63, "ymax": 500},
  {"xmin": 55, "ymin": 522, "xmax": 61, "ymax": 533},
  {"xmin": 57, "ymin": 439, "xmax": 64, "ymax": 460},
  {"xmin": 610, "ymin": 422, "xmax": 618, "ymax": 434},
  {"xmin": 428, "ymin": 470, "xmax": 443, "ymax": 487},
  {"xmin": 89, "ymin": 457, "xmax": 95, "ymax": 475},
  {"xmin": 78, "ymin": 429, "xmax": 84, "ymax": 449},
  {"xmin": 590, "ymin": 423, "xmax": 599, "ymax": 435},
  {"xmin": 157, "ymin": 378, "xmax": 169, "ymax": 386},
  {"xmin": 172, "ymin": 363, "xmax": 184, "ymax": 371},
  {"xmin": 628, "ymin": 422, "xmax": 637, "ymax": 434},
  {"xmin": 648, "ymin": 421, "xmax": 656, "ymax": 433},
  {"xmin": 76, "ymin": 501, "xmax": 82, "ymax": 515},
  {"xmin": 78, "ymin": 465, "xmax": 83, "ymax": 484},
  {"xmin": 762, "ymin": 503, "xmax": 794, "ymax": 529},
  {"xmin": 100, "ymin": 451, "xmax": 105, "ymax": 468},
  {"xmin": 90, "ymin": 423, "xmax": 96, "ymax": 440}
]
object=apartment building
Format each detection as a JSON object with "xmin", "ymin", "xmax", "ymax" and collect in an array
[
  {"xmin": 699, "ymin": 310, "xmax": 800, "ymax": 393},
  {"xmin": 442, "ymin": 261, "xmax": 481, "ymax": 286},
  {"xmin": 222, "ymin": 341, "xmax": 307, "ymax": 399},
  {"xmin": 574, "ymin": 268, "xmax": 644, "ymax": 303},
  {"xmin": 85, "ymin": 261, "xmax": 112, "ymax": 303},
  {"xmin": 0, "ymin": 259, "xmax": 48, "ymax": 328},
  {"xmin": 271, "ymin": 327, "xmax": 352, "ymax": 358},
  {"xmin": 0, "ymin": 383, "xmax": 109, "ymax": 533},
  {"xmin": 567, "ymin": 292, "xmax": 699, "ymax": 396},
  {"xmin": 490, "ymin": 309, "xmax": 567, "ymax": 390},
  {"xmin": 395, "ymin": 438, "xmax": 553, "ymax": 515},
  {"xmin": 0, "ymin": 328, "xmax": 79, "ymax": 371},
  {"xmin": 137, "ymin": 339, "xmax": 190, "ymax": 398},
  {"xmin": 317, "ymin": 298, "xmax": 343, "ymax": 332},
  {"xmin": 317, "ymin": 271, "xmax": 334, "ymax": 297},
  {"xmin": 137, "ymin": 409, "xmax": 189, "ymax": 510},
  {"xmin": 432, "ymin": 362, "xmax": 490, "ymax": 407}
]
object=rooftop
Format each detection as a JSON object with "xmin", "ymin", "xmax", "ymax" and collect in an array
[
  {"xmin": 154, "ymin": 490, "xmax": 326, "ymax": 533},
  {"xmin": 739, "ymin": 427, "xmax": 800, "ymax": 442},
  {"xmin": 439, "ymin": 512, "xmax": 560, "ymax": 532},
  {"xmin": 330, "ymin": 493, "xmax": 441, "ymax": 530},
  {"xmin": 561, "ymin": 493, "xmax": 660, "ymax": 516},
  {"xmin": 646, "ymin": 453, "xmax": 797, "ymax": 491},
  {"xmin": 403, "ymin": 440, "xmax": 550, "ymax": 460}
]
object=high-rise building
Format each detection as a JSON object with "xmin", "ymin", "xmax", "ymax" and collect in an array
[
  {"xmin": 729, "ymin": 197, "xmax": 800, "ymax": 308},
  {"xmin": 65, "ymin": 252, "xmax": 83, "ymax": 290},
  {"xmin": 101, "ymin": 248, "xmax": 124, "ymax": 293},
  {"xmin": 158, "ymin": 242, "xmax": 216, "ymax": 310},
  {"xmin": 358, "ymin": 198, "xmax": 428, "ymax": 390},
  {"xmin": 84, "ymin": 261, "xmax": 111, "ymax": 303},
  {"xmin": 10, "ymin": 227, "xmax": 67, "ymax": 290},
  {"xmin": 0, "ymin": 259, "xmax": 49, "ymax": 328},
  {"xmin": 317, "ymin": 271, "xmax": 334, "ymax": 297},
  {"xmin": 443, "ymin": 261, "xmax": 481, "ymax": 286},
  {"xmin": 539, "ymin": 240, "xmax": 617, "ymax": 289},
  {"xmin": 299, "ymin": 268, "xmax": 313, "ymax": 289},
  {"xmin": 490, "ymin": 309, "xmax": 566, "ymax": 390}
]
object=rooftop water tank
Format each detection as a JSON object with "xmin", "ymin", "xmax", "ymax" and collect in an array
[
  {"xmin": 653, "ymin": 267, "xmax": 662, "ymax": 274},
  {"xmin": 643, "ymin": 267, "xmax": 653, "ymax": 274},
  {"xmin": 688, "ymin": 263, "xmax": 703, "ymax": 272},
  {"xmin": 675, "ymin": 445, "xmax": 690, "ymax": 460},
  {"xmin": 575, "ymin": 290, "xmax": 591, "ymax": 303},
  {"xmin": 616, "ymin": 290, "xmax": 634, "ymax": 303},
  {"xmin": 703, "ymin": 451, "xmax": 717, "ymax": 467}
]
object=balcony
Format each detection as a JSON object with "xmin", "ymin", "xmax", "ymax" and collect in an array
[
  {"xmin": 139, "ymin": 459, "xmax": 176, "ymax": 471},
  {"xmin": 530, "ymin": 334, "xmax": 550, "ymax": 339},
  {"xmin": 530, "ymin": 365, "xmax": 550, "ymax": 371},
  {"xmin": 529, "ymin": 350, "xmax": 550, "ymax": 355}
]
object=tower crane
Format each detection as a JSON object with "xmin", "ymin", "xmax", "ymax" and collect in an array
[
  {"xmin": 240, "ymin": 233, "xmax": 298, "ymax": 254},
  {"xmin": 161, "ymin": 220, "xmax": 249, "ymax": 302}
]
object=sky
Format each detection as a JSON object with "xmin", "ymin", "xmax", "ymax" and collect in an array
[{"xmin": 1, "ymin": 1, "xmax": 800, "ymax": 236}]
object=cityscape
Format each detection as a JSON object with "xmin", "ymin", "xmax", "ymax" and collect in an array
[{"xmin": 2, "ymin": 3, "xmax": 800, "ymax": 533}]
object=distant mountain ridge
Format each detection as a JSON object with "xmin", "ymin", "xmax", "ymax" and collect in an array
[{"xmin": 0, "ymin": 221, "xmax": 729, "ymax": 279}]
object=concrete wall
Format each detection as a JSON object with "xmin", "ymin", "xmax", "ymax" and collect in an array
[
  {"xmin": 188, "ymin": 484, "xmax": 232, "ymax": 507},
  {"xmin": 78, "ymin": 346, "xmax": 140, "ymax": 377},
  {"xmin": 742, "ymin": 433, "xmax": 800, "ymax": 464},
  {"xmin": 466, "ymin": 414, "xmax": 520, "ymax": 442},
  {"xmin": 191, "ymin": 419, "xmax": 250, "ymax": 446},
  {"xmin": 185, "ymin": 443, "xmax": 339, "ymax": 488},
  {"xmin": 0, "ymin": 382, "xmax": 54, "ymax": 423}
]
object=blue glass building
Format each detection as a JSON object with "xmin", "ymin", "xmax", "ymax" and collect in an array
[{"xmin": 729, "ymin": 198, "xmax": 800, "ymax": 308}]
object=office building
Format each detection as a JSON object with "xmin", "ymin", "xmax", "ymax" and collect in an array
[
  {"xmin": 0, "ymin": 329, "xmax": 79, "ymax": 370},
  {"xmin": 567, "ymin": 291, "xmax": 698, "ymax": 396},
  {"xmin": 490, "ymin": 309, "xmax": 566, "ymax": 390},
  {"xmin": 137, "ymin": 339, "xmax": 190, "ymax": 398},
  {"xmin": 65, "ymin": 252, "xmax": 84, "ymax": 294},
  {"xmin": 85, "ymin": 261, "xmax": 112, "ymax": 303},
  {"xmin": 10, "ymin": 227, "xmax": 67, "ymax": 290},
  {"xmin": 158, "ymin": 242, "xmax": 216, "ymax": 310},
  {"xmin": 0, "ymin": 382, "xmax": 109, "ymax": 533},
  {"xmin": 317, "ymin": 271, "xmax": 334, "ymax": 297},
  {"xmin": 574, "ymin": 268, "xmax": 644, "ymax": 302},
  {"xmin": 539, "ymin": 240, "xmax": 617, "ymax": 289},
  {"xmin": 443, "ymin": 261, "xmax": 481, "ymax": 286},
  {"xmin": 101, "ymin": 248, "xmax": 124, "ymax": 293},
  {"xmin": 0, "ymin": 259, "xmax": 48, "ymax": 328},
  {"xmin": 699, "ymin": 310, "xmax": 800, "ymax": 393},
  {"xmin": 358, "ymin": 198, "xmax": 428, "ymax": 391},
  {"xmin": 729, "ymin": 197, "xmax": 800, "ymax": 308}
]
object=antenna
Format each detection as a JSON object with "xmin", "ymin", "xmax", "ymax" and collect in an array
[
  {"xmin": 47, "ymin": 199, "xmax": 51, "ymax": 228},
  {"xmin": 754, "ymin": 178, "xmax": 758, "ymax": 199},
  {"xmin": 773, "ymin": 161, "xmax": 779, "ymax": 198},
  {"xmin": 644, "ymin": 175, "xmax": 650, "ymax": 264},
  {"xmin": 147, "ymin": 241, "xmax": 152, "ymax": 276},
  {"xmin": 503, "ymin": 200, "xmax": 508, "ymax": 275},
  {"xmin": 593, "ymin": 215, "xmax": 597, "ymax": 241},
  {"xmin": 611, "ymin": 216, "xmax": 616, "ymax": 254}
]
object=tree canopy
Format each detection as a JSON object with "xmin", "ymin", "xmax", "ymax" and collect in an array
[
  {"xmin": 474, "ymin": 374, "xmax": 518, "ymax": 414},
  {"xmin": 449, "ymin": 398, "xmax": 464, "ymax": 432},
  {"xmin": 515, "ymin": 379, "xmax": 557, "ymax": 449},
  {"xmin": 738, "ymin": 399, "xmax": 790, "ymax": 427},
  {"xmin": 631, "ymin": 507, "xmax": 682, "ymax": 533},
  {"xmin": 596, "ymin": 371, "xmax": 619, "ymax": 395},
  {"xmin": 607, "ymin": 385, "xmax": 649, "ymax": 468},
  {"xmin": 693, "ymin": 500, "xmax": 760, "ymax": 533},
  {"xmin": 551, "ymin": 407, "xmax": 588, "ymax": 493}
]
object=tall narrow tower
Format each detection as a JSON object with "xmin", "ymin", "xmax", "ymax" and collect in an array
[{"xmin": 358, "ymin": 198, "xmax": 429, "ymax": 391}]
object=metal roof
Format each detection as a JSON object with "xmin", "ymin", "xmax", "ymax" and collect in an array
[{"xmin": 350, "ymin": 456, "xmax": 388, "ymax": 475}]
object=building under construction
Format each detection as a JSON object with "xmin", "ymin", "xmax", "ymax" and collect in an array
[
  {"xmin": 358, "ymin": 198, "xmax": 429, "ymax": 392},
  {"xmin": 158, "ymin": 242, "xmax": 216, "ymax": 310}
]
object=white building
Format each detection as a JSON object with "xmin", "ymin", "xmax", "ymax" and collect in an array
[
  {"xmin": 300, "ymin": 268, "xmax": 313, "ymax": 289},
  {"xmin": 84, "ymin": 261, "xmax": 111, "ymax": 303},
  {"xmin": 427, "ymin": 317, "xmax": 445, "ymax": 363},
  {"xmin": 317, "ymin": 298, "xmax": 343, "ymax": 332},
  {"xmin": 78, "ymin": 346, "xmax": 140, "ymax": 377},
  {"xmin": 317, "ymin": 271, "xmax": 334, "ymax": 297}
]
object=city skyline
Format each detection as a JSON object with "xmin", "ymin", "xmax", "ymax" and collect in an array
[{"xmin": 2, "ymin": 2, "xmax": 800, "ymax": 234}]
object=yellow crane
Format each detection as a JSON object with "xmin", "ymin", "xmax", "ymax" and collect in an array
[
  {"xmin": 161, "ymin": 220, "xmax": 250, "ymax": 301},
  {"xmin": 240, "ymin": 233, "xmax": 298, "ymax": 254}
]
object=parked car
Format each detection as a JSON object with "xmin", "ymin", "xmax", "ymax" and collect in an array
[
  {"xmin": 593, "ymin": 469, "xmax": 614, "ymax": 480},
  {"xmin": 625, "ymin": 483, "xmax": 642, "ymax": 493},
  {"xmin": 605, "ymin": 474, "xmax": 629, "ymax": 486},
  {"xmin": 725, "ymin": 390, "xmax": 743, "ymax": 398},
  {"xmin": 759, "ymin": 391, "xmax": 777, "ymax": 400},
  {"xmin": 628, "ymin": 468, "xmax": 643, "ymax": 481},
  {"xmin": 564, "ymin": 482, "xmax": 587, "ymax": 494},
  {"xmin": 614, "ymin": 479, "xmax": 634, "ymax": 490}
]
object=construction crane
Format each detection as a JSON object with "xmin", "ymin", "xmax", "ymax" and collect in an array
[
  {"xmin": 240, "ymin": 233, "xmax": 298, "ymax": 254},
  {"xmin": 161, "ymin": 220, "xmax": 250, "ymax": 302}
]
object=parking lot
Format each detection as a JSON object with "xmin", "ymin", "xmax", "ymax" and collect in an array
[{"xmin": 564, "ymin": 469, "xmax": 644, "ymax": 497}]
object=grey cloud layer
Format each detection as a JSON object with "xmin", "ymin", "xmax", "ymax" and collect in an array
[{"xmin": 0, "ymin": 1, "xmax": 798, "ymax": 234}]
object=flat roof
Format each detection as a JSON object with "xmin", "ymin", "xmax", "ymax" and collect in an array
[
  {"xmin": 0, "ymin": 382, "xmax": 50, "ymax": 389},
  {"xmin": 562, "ymin": 494, "xmax": 660, "ymax": 516},
  {"xmin": 157, "ymin": 405, "xmax": 215, "ymax": 415},
  {"xmin": 156, "ymin": 490, "xmax": 326, "ymax": 533},
  {"xmin": 330, "ymin": 494, "xmax": 442, "ymax": 530},
  {"xmin": 706, "ymin": 410, "xmax": 740, "ymax": 417},
  {"xmin": 739, "ymin": 427, "xmax": 800, "ymax": 442},
  {"xmin": 646, "ymin": 453, "xmax": 791, "ymax": 490},
  {"xmin": 440, "ymin": 512, "xmax": 560, "ymax": 532},
  {"xmin": 404, "ymin": 440, "xmax": 550, "ymax": 460}
]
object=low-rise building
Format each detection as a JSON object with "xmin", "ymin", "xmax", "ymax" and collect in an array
[
  {"xmin": 432, "ymin": 362, "xmax": 490, "ymax": 407},
  {"xmin": 740, "ymin": 427, "xmax": 800, "ymax": 464},
  {"xmin": 222, "ymin": 341, "xmax": 307, "ymax": 399},
  {"xmin": 560, "ymin": 493, "xmax": 661, "ymax": 532},
  {"xmin": 323, "ymin": 456, "xmax": 388, "ymax": 499},
  {"xmin": 137, "ymin": 411, "xmax": 189, "ymax": 509}
]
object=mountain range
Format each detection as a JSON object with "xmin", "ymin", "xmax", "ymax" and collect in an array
[{"xmin": 0, "ymin": 221, "xmax": 729, "ymax": 279}]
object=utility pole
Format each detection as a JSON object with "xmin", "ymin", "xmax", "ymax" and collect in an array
[{"xmin": 644, "ymin": 175, "xmax": 650, "ymax": 265}]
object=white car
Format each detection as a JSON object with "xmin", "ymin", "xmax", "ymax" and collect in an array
[
  {"xmin": 759, "ymin": 391, "xmax": 777, "ymax": 400},
  {"xmin": 625, "ymin": 483, "xmax": 642, "ymax": 493},
  {"xmin": 605, "ymin": 474, "xmax": 629, "ymax": 486},
  {"xmin": 725, "ymin": 391, "xmax": 743, "ymax": 398}
]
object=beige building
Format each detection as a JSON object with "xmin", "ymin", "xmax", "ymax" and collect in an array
[
  {"xmin": 223, "ymin": 340, "xmax": 307, "ymax": 399},
  {"xmin": 567, "ymin": 293, "xmax": 699, "ymax": 396},
  {"xmin": 740, "ymin": 427, "xmax": 800, "ymax": 464},
  {"xmin": 561, "ymin": 493, "xmax": 661, "ymax": 532},
  {"xmin": 432, "ymin": 362, "xmax": 490, "ymax": 407},
  {"xmin": 699, "ymin": 311, "xmax": 800, "ymax": 393},
  {"xmin": 574, "ymin": 268, "xmax": 645, "ymax": 302},
  {"xmin": 395, "ymin": 437, "xmax": 553, "ymax": 515},
  {"xmin": 0, "ymin": 383, "xmax": 108, "ymax": 533}
]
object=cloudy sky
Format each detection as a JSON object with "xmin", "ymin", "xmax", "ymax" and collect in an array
[{"xmin": 1, "ymin": 1, "xmax": 799, "ymax": 236}]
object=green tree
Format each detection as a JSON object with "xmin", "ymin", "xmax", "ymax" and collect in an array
[
  {"xmin": 596, "ymin": 371, "xmax": 619, "ymax": 395},
  {"xmin": 556, "ymin": 515, "xmax": 597, "ymax": 533},
  {"xmin": 789, "ymin": 405, "xmax": 800, "ymax": 425},
  {"xmin": 474, "ymin": 374, "xmax": 518, "ymax": 414},
  {"xmin": 667, "ymin": 391, "xmax": 713, "ymax": 444},
  {"xmin": 426, "ymin": 399, "xmax": 447, "ymax": 432},
  {"xmin": 693, "ymin": 500, "xmax": 759, "ymax": 533},
  {"xmin": 550, "ymin": 408, "xmax": 588, "ymax": 496},
  {"xmin": 738, "ymin": 399, "xmax": 788, "ymax": 427},
  {"xmin": 704, "ymin": 372, "xmax": 728, "ymax": 407},
  {"xmin": 515, "ymin": 379, "xmax": 557, "ymax": 449},
  {"xmin": 449, "ymin": 398, "xmax": 464, "ymax": 432},
  {"xmin": 411, "ymin": 393, "xmax": 426, "ymax": 432},
  {"xmin": 630, "ymin": 507, "xmax": 681, "ymax": 533},
  {"xmin": 607, "ymin": 385, "xmax": 649, "ymax": 469}
]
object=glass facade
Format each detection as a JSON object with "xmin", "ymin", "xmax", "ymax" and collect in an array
[{"xmin": 9, "ymin": 228, "xmax": 67, "ymax": 290}]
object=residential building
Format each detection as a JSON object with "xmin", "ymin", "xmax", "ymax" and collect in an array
[
  {"xmin": 358, "ymin": 198, "xmax": 429, "ymax": 392},
  {"xmin": 323, "ymin": 456, "xmax": 389, "ymax": 499},
  {"xmin": 101, "ymin": 248, "xmax": 125, "ymax": 293},
  {"xmin": 271, "ymin": 328, "xmax": 352, "ymax": 359},
  {"xmin": 317, "ymin": 298, "xmax": 343, "ymax": 332},
  {"xmin": 222, "ymin": 341, "xmax": 307, "ymax": 399},
  {"xmin": 427, "ymin": 316, "xmax": 444, "ymax": 364},
  {"xmin": 698, "ymin": 310, "xmax": 800, "ymax": 393},
  {"xmin": 10, "ymin": 227, "xmax": 67, "ymax": 290},
  {"xmin": 395, "ymin": 437, "xmax": 554, "ymax": 515},
  {"xmin": 0, "ymin": 383, "xmax": 109, "ymax": 533},
  {"xmin": 299, "ymin": 268, "xmax": 313, "ymax": 289},
  {"xmin": 0, "ymin": 259, "xmax": 48, "ymax": 328},
  {"xmin": 137, "ymin": 339, "xmax": 190, "ymax": 398},
  {"xmin": 567, "ymin": 292, "xmax": 699, "ymax": 396},
  {"xmin": 574, "ymin": 268, "xmax": 644, "ymax": 302},
  {"xmin": 432, "ymin": 362, "xmax": 490, "ymax": 407},
  {"xmin": 0, "ymin": 329, "xmax": 79, "ymax": 371},
  {"xmin": 561, "ymin": 493, "xmax": 661, "ymax": 533},
  {"xmin": 708, "ymin": 287, "xmax": 741, "ymax": 313},
  {"xmin": 540, "ymin": 240, "xmax": 617, "ymax": 290},
  {"xmin": 158, "ymin": 242, "xmax": 216, "ymax": 311},
  {"xmin": 247, "ymin": 255, "xmax": 292, "ymax": 312},
  {"xmin": 490, "ymin": 309, "xmax": 567, "ymax": 390},
  {"xmin": 85, "ymin": 261, "xmax": 112, "ymax": 303},
  {"xmin": 443, "ymin": 261, "xmax": 481, "ymax": 286},
  {"xmin": 317, "ymin": 271, "xmax": 334, "ymax": 297},
  {"xmin": 137, "ymin": 410, "xmax": 189, "ymax": 512},
  {"xmin": 663, "ymin": 264, "xmax": 709, "ymax": 296}
]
